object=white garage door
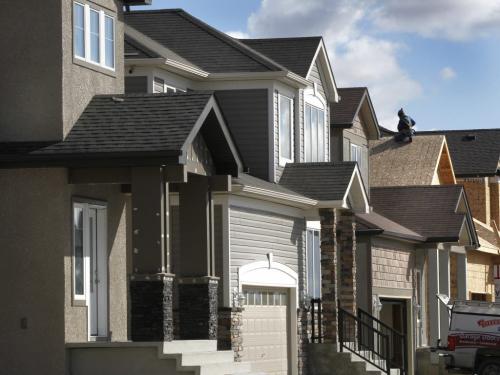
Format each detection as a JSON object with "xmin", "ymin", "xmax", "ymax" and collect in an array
[{"xmin": 242, "ymin": 287, "xmax": 289, "ymax": 375}]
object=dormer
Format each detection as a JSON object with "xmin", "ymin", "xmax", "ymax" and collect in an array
[{"xmin": 330, "ymin": 87, "xmax": 380, "ymax": 187}]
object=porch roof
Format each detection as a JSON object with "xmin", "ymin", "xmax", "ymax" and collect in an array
[
  {"xmin": 356, "ymin": 211, "xmax": 426, "ymax": 242},
  {"xmin": 370, "ymin": 185, "xmax": 477, "ymax": 245},
  {"xmin": 0, "ymin": 92, "xmax": 242, "ymax": 172}
]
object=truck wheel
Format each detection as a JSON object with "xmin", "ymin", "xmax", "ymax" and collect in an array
[{"xmin": 478, "ymin": 360, "xmax": 500, "ymax": 375}]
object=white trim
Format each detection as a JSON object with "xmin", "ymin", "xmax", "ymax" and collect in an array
[
  {"xmin": 278, "ymin": 93, "xmax": 294, "ymax": 166},
  {"xmin": 343, "ymin": 165, "xmax": 369, "ymax": 213},
  {"xmin": 238, "ymin": 261, "xmax": 298, "ymax": 306},
  {"xmin": 73, "ymin": 1, "xmax": 115, "ymax": 72},
  {"xmin": 305, "ymin": 42, "xmax": 338, "ymax": 102},
  {"xmin": 304, "ymin": 88, "xmax": 327, "ymax": 162}
]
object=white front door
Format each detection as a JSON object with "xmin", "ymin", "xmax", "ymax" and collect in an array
[
  {"xmin": 242, "ymin": 287, "xmax": 289, "ymax": 375},
  {"xmin": 87, "ymin": 206, "xmax": 108, "ymax": 338}
]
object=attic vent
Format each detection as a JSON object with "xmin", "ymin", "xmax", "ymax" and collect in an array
[
  {"xmin": 112, "ymin": 97, "xmax": 124, "ymax": 103},
  {"xmin": 463, "ymin": 134, "xmax": 476, "ymax": 141}
]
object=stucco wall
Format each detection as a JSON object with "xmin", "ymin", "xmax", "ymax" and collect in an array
[
  {"xmin": 372, "ymin": 238, "xmax": 415, "ymax": 291},
  {"xmin": 0, "ymin": 169, "xmax": 68, "ymax": 375}
]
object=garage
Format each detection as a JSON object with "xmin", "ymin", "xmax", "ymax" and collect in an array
[{"xmin": 242, "ymin": 287, "xmax": 290, "ymax": 375}]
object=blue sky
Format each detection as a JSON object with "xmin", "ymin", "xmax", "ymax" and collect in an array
[{"xmin": 136, "ymin": 0, "xmax": 500, "ymax": 131}]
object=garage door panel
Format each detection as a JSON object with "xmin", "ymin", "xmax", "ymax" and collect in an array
[{"xmin": 242, "ymin": 288, "xmax": 289, "ymax": 375}]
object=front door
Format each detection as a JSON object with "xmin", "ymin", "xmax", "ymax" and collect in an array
[{"xmin": 87, "ymin": 206, "xmax": 108, "ymax": 338}]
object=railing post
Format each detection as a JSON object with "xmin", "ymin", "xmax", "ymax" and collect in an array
[
  {"xmin": 384, "ymin": 333, "xmax": 390, "ymax": 375},
  {"xmin": 338, "ymin": 308, "xmax": 343, "ymax": 352}
]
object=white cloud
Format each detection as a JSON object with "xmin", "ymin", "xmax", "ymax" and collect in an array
[
  {"xmin": 440, "ymin": 67, "xmax": 456, "ymax": 80},
  {"xmin": 371, "ymin": 0, "xmax": 500, "ymax": 41},
  {"xmin": 246, "ymin": 0, "xmax": 422, "ymax": 130},
  {"xmin": 226, "ymin": 30, "xmax": 250, "ymax": 39}
]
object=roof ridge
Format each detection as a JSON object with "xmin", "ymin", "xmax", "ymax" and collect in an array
[
  {"xmin": 419, "ymin": 128, "xmax": 500, "ymax": 133},
  {"xmin": 125, "ymin": 8, "xmax": 183, "ymax": 14},
  {"xmin": 93, "ymin": 91, "xmax": 213, "ymax": 98},
  {"xmin": 240, "ymin": 36, "xmax": 323, "ymax": 41},
  {"xmin": 338, "ymin": 86, "xmax": 368, "ymax": 90},
  {"xmin": 174, "ymin": 10, "xmax": 286, "ymax": 73},
  {"xmin": 371, "ymin": 185, "xmax": 462, "ymax": 190}
]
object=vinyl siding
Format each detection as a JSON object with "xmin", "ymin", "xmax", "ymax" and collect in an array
[
  {"xmin": 371, "ymin": 238, "xmax": 415, "ymax": 291},
  {"xmin": 229, "ymin": 205, "xmax": 306, "ymax": 293},
  {"xmin": 125, "ymin": 76, "xmax": 148, "ymax": 94},
  {"xmin": 215, "ymin": 90, "xmax": 269, "ymax": 180},
  {"xmin": 308, "ymin": 61, "xmax": 326, "ymax": 99},
  {"xmin": 343, "ymin": 114, "xmax": 369, "ymax": 189}
]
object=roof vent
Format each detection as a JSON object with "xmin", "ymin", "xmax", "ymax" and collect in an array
[
  {"xmin": 112, "ymin": 96, "xmax": 125, "ymax": 103},
  {"xmin": 463, "ymin": 134, "xmax": 476, "ymax": 141}
]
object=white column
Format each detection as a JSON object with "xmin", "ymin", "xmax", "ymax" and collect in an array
[
  {"xmin": 456, "ymin": 252, "xmax": 468, "ymax": 300},
  {"xmin": 428, "ymin": 248, "xmax": 440, "ymax": 346},
  {"xmin": 439, "ymin": 248, "xmax": 450, "ymax": 341}
]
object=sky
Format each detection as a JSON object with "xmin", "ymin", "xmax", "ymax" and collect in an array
[{"xmin": 135, "ymin": 0, "xmax": 500, "ymax": 131}]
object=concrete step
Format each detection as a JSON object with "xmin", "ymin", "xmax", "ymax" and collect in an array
[
  {"xmin": 197, "ymin": 361, "xmax": 252, "ymax": 375},
  {"xmin": 163, "ymin": 340, "xmax": 217, "ymax": 354},
  {"xmin": 179, "ymin": 350, "xmax": 236, "ymax": 366}
]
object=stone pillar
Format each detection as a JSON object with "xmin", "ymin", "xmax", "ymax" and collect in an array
[
  {"xmin": 218, "ymin": 307, "xmax": 244, "ymax": 361},
  {"xmin": 130, "ymin": 167, "xmax": 174, "ymax": 341},
  {"xmin": 177, "ymin": 174, "xmax": 219, "ymax": 339},
  {"xmin": 298, "ymin": 307, "xmax": 311, "ymax": 375},
  {"xmin": 319, "ymin": 208, "xmax": 338, "ymax": 344},
  {"xmin": 337, "ymin": 211, "xmax": 357, "ymax": 314}
]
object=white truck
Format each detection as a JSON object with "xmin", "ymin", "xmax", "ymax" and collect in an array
[{"xmin": 442, "ymin": 300, "xmax": 500, "ymax": 375}]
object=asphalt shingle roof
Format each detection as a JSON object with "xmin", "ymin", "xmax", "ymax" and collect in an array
[
  {"xmin": 239, "ymin": 37, "xmax": 322, "ymax": 78},
  {"xmin": 330, "ymin": 87, "xmax": 366, "ymax": 126},
  {"xmin": 233, "ymin": 173, "xmax": 307, "ymax": 200},
  {"xmin": 370, "ymin": 185, "xmax": 466, "ymax": 242},
  {"xmin": 124, "ymin": 9, "xmax": 281, "ymax": 73},
  {"xmin": 418, "ymin": 129, "xmax": 500, "ymax": 177},
  {"xmin": 124, "ymin": 34, "xmax": 159, "ymax": 58},
  {"xmin": 369, "ymin": 135, "xmax": 446, "ymax": 187},
  {"xmin": 37, "ymin": 92, "xmax": 213, "ymax": 155},
  {"xmin": 279, "ymin": 162, "xmax": 356, "ymax": 201},
  {"xmin": 356, "ymin": 211, "xmax": 426, "ymax": 242}
]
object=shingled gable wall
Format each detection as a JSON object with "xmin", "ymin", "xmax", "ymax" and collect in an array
[{"xmin": 461, "ymin": 178, "xmax": 491, "ymax": 225}]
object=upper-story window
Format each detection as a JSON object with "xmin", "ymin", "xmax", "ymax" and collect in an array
[
  {"xmin": 279, "ymin": 94, "xmax": 294, "ymax": 166},
  {"xmin": 153, "ymin": 77, "xmax": 180, "ymax": 94},
  {"xmin": 73, "ymin": 2, "xmax": 115, "ymax": 71},
  {"xmin": 304, "ymin": 88, "xmax": 326, "ymax": 162},
  {"xmin": 351, "ymin": 143, "xmax": 362, "ymax": 168}
]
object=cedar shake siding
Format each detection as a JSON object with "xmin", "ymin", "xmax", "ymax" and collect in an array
[{"xmin": 371, "ymin": 239, "xmax": 415, "ymax": 291}]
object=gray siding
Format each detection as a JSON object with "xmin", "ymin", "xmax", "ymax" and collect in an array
[
  {"xmin": 125, "ymin": 76, "xmax": 148, "ymax": 94},
  {"xmin": 308, "ymin": 61, "xmax": 326, "ymax": 99},
  {"xmin": 229, "ymin": 206, "xmax": 306, "ymax": 292},
  {"xmin": 215, "ymin": 90, "xmax": 269, "ymax": 180},
  {"xmin": 342, "ymin": 114, "xmax": 369, "ymax": 189}
]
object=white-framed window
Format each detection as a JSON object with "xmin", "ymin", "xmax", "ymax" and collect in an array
[
  {"xmin": 153, "ymin": 76, "xmax": 180, "ymax": 94},
  {"xmin": 306, "ymin": 229, "xmax": 321, "ymax": 299},
  {"xmin": 73, "ymin": 2, "xmax": 115, "ymax": 70},
  {"xmin": 278, "ymin": 93, "xmax": 294, "ymax": 166},
  {"xmin": 304, "ymin": 88, "xmax": 327, "ymax": 162},
  {"xmin": 350, "ymin": 143, "xmax": 363, "ymax": 168},
  {"xmin": 73, "ymin": 204, "xmax": 86, "ymax": 300}
]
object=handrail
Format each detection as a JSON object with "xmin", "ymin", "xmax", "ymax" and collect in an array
[
  {"xmin": 338, "ymin": 304, "xmax": 391, "ymax": 375},
  {"xmin": 358, "ymin": 308, "xmax": 405, "ymax": 338}
]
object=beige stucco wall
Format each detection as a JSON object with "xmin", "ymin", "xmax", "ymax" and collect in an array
[
  {"xmin": 372, "ymin": 238, "xmax": 415, "ymax": 292},
  {"xmin": 0, "ymin": 169, "xmax": 68, "ymax": 375},
  {"xmin": 0, "ymin": 168, "xmax": 130, "ymax": 375}
]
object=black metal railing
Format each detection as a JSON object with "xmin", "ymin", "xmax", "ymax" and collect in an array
[
  {"xmin": 311, "ymin": 298, "xmax": 323, "ymax": 343},
  {"xmin": 358, "ymin": 308, "xmax": 407, "ymax": 375},
  {"xmin": 339, "ymin": 305, "xmax": 391, "ymax": 375}
]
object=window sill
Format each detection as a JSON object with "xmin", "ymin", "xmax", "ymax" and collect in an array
[
  {"xmin": 72, "ymin": 298, "xmax": 87, "ymax": 307},
  {"xmin": 73, "ymin": 56, "xmax": 117, "ymax": 78}
]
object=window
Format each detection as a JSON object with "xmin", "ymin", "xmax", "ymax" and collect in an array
[
  {"xmin": 73, "ymin": 2, "xmax": 115, "ymax": 70},
  {"xmin": 153, "ymin": 77, "xmax": 165, "ymax": 93},
  {"xmin": 73, "ymin": 205, "xmax": 85, "ymax": 298},
  {"xmin": 351, "ymin": 143, "xmax": 362, "ymax": 168},
  {"xmin": 279, "ymin": 94, "xmax": 293, "ymax": 165},
  {"xmin": 307, "ymin": 229, "xmax": 321, "ymax": 299},
  {"xmin": 305, "ymin": 103, "xmax": 325, "ymax": 162}
]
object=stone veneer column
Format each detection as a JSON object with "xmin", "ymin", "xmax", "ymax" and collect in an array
[
  {"xmin": 338, "ymin": 211, "xmax": 357, "ymax": 314},
  {"xmin": 178, "ymin": 277, "xmax": 219, "ymax": 340},
  {"xmin": 298, "ymin": 307, "xmax": 311, "ymax": 375},
  {"xmin": 218, "ymin": 307, "xmax": 244, "ymax": 361},
  {"xmin": 319, "ymin": 208, "xmax": 338, "ymax": 344}
]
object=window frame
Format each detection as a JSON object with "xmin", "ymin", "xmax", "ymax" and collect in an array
[
  {"xmin": 304, "ymin": 88, "xmax": 327, "ymax": 162},
  {"xmin": 278, "ymin": 93, "xmax": 294, "ymax": 166},
  {"xmin": 350, "ymin": 143, "xmax": 363, "ymax": 168},
  {"xmin": 306, "ymin": 228, "xmax": 321, "ymax": 299},
  {"xmin": 73, "ymin": 1, "xmax": 115, "ymax": 71}
]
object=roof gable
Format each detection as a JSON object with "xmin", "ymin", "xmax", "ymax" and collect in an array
[
  {"xmin": 419, "ymin": 129, "xmax": 500, "ymax": 177},
  {"xmin": 370, "ymin": 135, "xmax": 456, "ymax": 187}
]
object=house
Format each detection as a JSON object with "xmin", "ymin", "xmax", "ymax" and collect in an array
[
  {"xmin": 419, "ymin": 129, "xmax": 500, "ymax": 302},
  {"xmin": 0, "ymin": 3, "xmax": 373, "ymax": 375},
  {"xmin": 366, "ymin": 134, "xmax": 479, "ymax": 374}
]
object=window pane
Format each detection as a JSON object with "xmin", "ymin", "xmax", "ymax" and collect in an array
[
  {"xmin": 317, "ymin": 109, "xmax": 325, "ymax": 161},
  {"xmin": 89, "ymin": 9, "xmax": 100, "ymax": 63},
  {"xmin": 305, "ymin": 105, "xmax": 312, "ymax": 162},
  {"xmin": 73, "ymin": 3, "xmax": 85, "ymax": 58},
  {"xmin": 104, "ymin": 16, "xmax": 114, "ymax": 68},
  {"xmin": 313, "ymin": 231, "xmax": 321, "ymax": 298},
  {"xmin": 153, "ymin": 77, "xmax": 165, "ymax": 93},
  {"xmin": 74, "ymin": 206, "xmax": 84, "ymax": 296},
  {"xmin": 279, "ymin": 95, "xmax": 292, "ymax": 160},
  {"xmin": 311, "ymin": 107, "xmax": 318, "ymax": 161}
]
